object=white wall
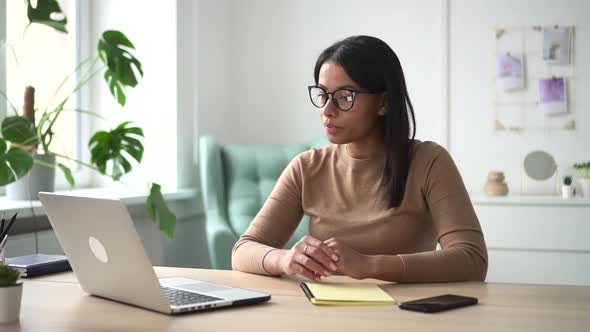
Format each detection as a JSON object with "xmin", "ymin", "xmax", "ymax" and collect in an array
[
  {"xmin": 195, "ymin": 0, "xmax": 233, "ymax": 145},
  {"xmin": 177, "ymin": 0, "xmax": 198, "ymax": 188},
  {"xmin": 195, "ymin": 0, "xmax": 445, "ymax": 145},
  {"xmin": 450, "ymin": 0, "xmax": 590, "ymax": 193},
  {"xmin": 194, "ymin": 0, "xmax": 589, "ymax": 193}
]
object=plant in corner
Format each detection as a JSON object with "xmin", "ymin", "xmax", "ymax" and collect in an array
[
  {"xmin": 0, "ymin": 263, "xmax": 22, "ymax": 323},
  {"xmin": 573, "ymin": 161, "xmax": 590, "ymax": 198},
  {"xmin": 573, "ymin": 162, "xmax": 590, "ymax": 179},
  {"xmin": 0, "ymin": 0, "xmax": 176, "ymax": 238}
]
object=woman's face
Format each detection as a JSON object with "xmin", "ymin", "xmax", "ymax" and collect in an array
[{"xmin": 317, "ymin": 62, "xmax": 384, "ymax": 145}]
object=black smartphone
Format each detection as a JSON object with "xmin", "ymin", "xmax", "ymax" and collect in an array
[{"xmin": 399, "ymin": 294, "xmax": 478, "ymax": 313}]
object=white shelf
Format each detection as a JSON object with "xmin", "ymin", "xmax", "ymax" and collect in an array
[
  {"xmin": 0, "ymin": 187, "xmax": 199, "ymax": 218},
  {"xmin": 470, "ymin": 193, "xmax": 590, "ymax": 207}
]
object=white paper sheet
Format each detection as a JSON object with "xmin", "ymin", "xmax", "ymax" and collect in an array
[
  {"xmin": 543, "ymin": 27, "xmax": 572, "ymax": 65},
  {"xmin": 497, "ymin": 53, "xmax": 525, "ymax": 91}
]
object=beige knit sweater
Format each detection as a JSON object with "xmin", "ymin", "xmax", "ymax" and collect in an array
[{"xmin": 232, "ymin": 141, "xmax": 488, "ymax": 282}]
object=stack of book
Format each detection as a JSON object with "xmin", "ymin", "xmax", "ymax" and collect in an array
[{"xmin": 6, "ymin": 253, "xmax": 71, "ymax": 278}]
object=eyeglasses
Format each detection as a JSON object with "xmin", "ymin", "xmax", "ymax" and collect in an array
[{"xmin": 307, "ymin": 85, "xmax": 373, "ymax": 112}]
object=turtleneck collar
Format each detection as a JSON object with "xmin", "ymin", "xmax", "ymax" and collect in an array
[{"xmin": 337, "ymin": 144, "xmax": 385, "ymax": 170}]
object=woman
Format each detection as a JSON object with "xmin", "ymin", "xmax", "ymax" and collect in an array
[{"xmin": 232, "ymin": 35, "xmax": 487, "ymax": 283}]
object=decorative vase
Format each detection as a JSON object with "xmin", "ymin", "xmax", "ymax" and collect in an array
[
  {"xmin": 561, "ymin": 185, "xmax": 574, "ymax": 199},
  {"xmin": 0, "ymin": 283, "xmax": 23, "ymax": 323},
  {"xmin": 6, "ymin": 154, "xmax": 56, "ymax": 200},
  {"xmin": 484, "ymin": 171, "xmax": 509, "ymax": 196},
  {"xmin": 579, "ymin": 178, "xmax": 590, "ymax": 198}
]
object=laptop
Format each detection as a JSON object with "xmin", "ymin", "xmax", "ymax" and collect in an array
[{"xmin": 38, "ymin": 192, "xmax": 271, "ymax": 315}]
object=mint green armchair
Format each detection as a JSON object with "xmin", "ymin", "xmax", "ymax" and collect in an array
[{"xmin": 199, "ymin": 136, "xmax": 329, "ymax": 270}]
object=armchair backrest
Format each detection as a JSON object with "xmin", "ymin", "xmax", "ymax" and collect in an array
[
  {"xmin": 222, "ymin": 143, "xmax": 308, "ymax": 239},
  {"xmin": 199, "ymin": 136, "xmax": 329, "ymax": 269}
]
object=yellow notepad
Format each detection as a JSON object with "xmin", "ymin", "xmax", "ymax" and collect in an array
[{"xmin": 300, "ymin": 282, "xmax": 396, "ymax": 306}]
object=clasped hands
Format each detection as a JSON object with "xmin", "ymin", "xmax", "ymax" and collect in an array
[{"xmin": 264, "ymin": 235, "xmax": 370, "ymax": 281}]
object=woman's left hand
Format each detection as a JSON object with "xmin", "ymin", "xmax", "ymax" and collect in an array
[{"xmin": 323, "ymin": 238, "xmax": 372, "ymax": 280}]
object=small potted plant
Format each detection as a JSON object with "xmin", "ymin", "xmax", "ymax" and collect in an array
[
  {"xmin": 562, "ymin": 176, "xmax": 574, "ymax": 199},
  {"xmin": 573, "ymin": 162, "xmax": 590, "ymax": 198},
  {"xmin": 0, "ymin": 263, "xmax": 22, "ymax": 323}
]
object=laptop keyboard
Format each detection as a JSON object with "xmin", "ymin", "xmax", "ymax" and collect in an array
[{"xmin": 162, "ymin": 287, "xmax": 223, "ymax": 306}]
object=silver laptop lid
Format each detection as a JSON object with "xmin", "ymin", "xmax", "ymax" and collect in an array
[{"xmin": 38, "ymin": 192, "xmax": 171, "ymax": 314}]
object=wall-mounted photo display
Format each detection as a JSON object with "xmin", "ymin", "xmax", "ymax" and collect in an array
[{"xmin": 492, "ymin": 25, "xmax": 575, "ymax": 132}]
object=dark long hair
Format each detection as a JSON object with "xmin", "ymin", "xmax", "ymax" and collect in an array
[{"xmin": 313, "ymin": 35, "xmax": 416, "ymax": 208}]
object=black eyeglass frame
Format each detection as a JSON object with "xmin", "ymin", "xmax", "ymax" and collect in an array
[{"xmin": 307, "ymin": 85, "xmax": 374, "ymax": 112}]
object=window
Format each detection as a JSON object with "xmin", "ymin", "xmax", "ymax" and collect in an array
[
  {"xmin": 0, "ymin": 1, "xmax": 6, "ymax": 120},
  {"xmin": 2, "ymin": 0, "xmax": 89, "ymax": 189}
]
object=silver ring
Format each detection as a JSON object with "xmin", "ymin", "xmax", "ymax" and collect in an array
[{"xmin": 304, "ymin": 245, "xmax": 309, "ymax": 254}]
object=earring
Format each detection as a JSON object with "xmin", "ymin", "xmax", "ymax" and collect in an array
[{"xmin": 378, "ymin": 109, "xmax": 386, "ymax": 116}]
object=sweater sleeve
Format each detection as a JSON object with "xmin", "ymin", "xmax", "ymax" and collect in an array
[
  {"xmin": 398, "ymin": 146, "xmax": 488, "ymax": 283},
  {"xmin": 231, "ymin": 154, "xmax": 306, "ymax": 275}
]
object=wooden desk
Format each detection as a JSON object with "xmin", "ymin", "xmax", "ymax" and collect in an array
[{"xmin": 3, "ymin": 267, "xmax": 589, "ymax": 331}]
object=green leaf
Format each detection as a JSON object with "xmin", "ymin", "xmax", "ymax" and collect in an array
[
  {"xmin": 1, "ymin": 116, "xmax": 39, "ymax": 146},
  {"xmin": 88, "ymin": 121, "xmax": 144, "ymax": 180},
  {"xmin": 122, "ymin": 143, "xmax": 143, "ymax": 163},
  {"xmin": 121, "ymin": 127, "xmax": 143, "ymax": 137},
  {"xmin": 26, "ymin": 0, "xmax": 68, "ymax": 33},
  {"xmin": 118, "ymin": 156, "xmax": 132, "ymax": 173},
  {"xmin": 7, "ymin": 149, "xmax": 34, "ymax": 178},
  {"xmin": 98, "ymin": 30, "xmax": 143, "ymax": 106},
  {"xmin": 0, "ymin": 138, "xmax": 34, "ymax": 186},
  {"xmin": 145, "ymin": 183, "xmax": 176, "ymax": 239},
  {"xmin": 57, "ymin": 162, "xmax": 75, "ymax": 188}
]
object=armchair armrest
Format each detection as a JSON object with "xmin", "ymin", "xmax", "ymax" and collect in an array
[
  {"xmin": 200, "ymin": 136, "xmax": 237, "ymax": 269},
  {"xmin": 199, "ymin": 136, "xmax": 228, "ymax": 217},
  {"xmin": 205, "ymin": 212, "xmax": 239, "ymax": 270}
]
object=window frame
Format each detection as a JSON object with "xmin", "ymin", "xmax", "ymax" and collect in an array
[
  {"xmin": 1, "ymin": 0, "xmax": 7, "ymax": 196},
  {"xmin": 0, "ymin": 0, "xmax": 6, "ymax": 121}
]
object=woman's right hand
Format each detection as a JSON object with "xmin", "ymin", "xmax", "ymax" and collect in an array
[{"xmin": 264, "ymin": 235, "xmax": 340, "ymax": 281}]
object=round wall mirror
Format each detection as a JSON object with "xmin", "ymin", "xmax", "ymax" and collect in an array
[{"xmin": 523, "ymin": 150, "xmax": 557, "ymax": 181}]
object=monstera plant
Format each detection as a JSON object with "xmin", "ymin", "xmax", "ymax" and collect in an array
[{"xmin": 0, "ymin": 0, "xmax": 176, "ymax": 238}]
